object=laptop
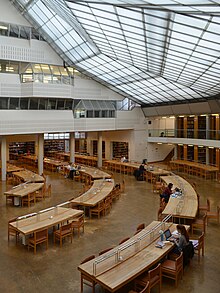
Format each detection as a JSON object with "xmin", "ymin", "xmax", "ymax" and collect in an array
[{"xmin": 164, "ymin": 229, "xmax": 176, "ymax": 242}]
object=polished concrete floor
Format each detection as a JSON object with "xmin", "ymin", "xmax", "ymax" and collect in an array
[{"xmin": 0, "ymin": 169, "xmax": 220, "ymax": 293}]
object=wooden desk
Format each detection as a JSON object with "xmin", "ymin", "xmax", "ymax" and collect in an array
[
  {"xmin": 78, "ymin": 221, "xmax": 183, "ymax": 292},
  {"xmin": 43, "ymin": 158, "xmax": 68, "ymax": 172},
  {"xmin": 71, "ymin": 179, "xmax": 114, "ymax": 208},
  {"xmin": 4, "ymin": 183, "xmax": 44, "ymax": 206},
  {"xmin": 161, "ymin": 175, "xmax": 198, "ymax": 220},
  {"xmin": 12, "ymin": 170, "xmax": 45, "ymax": 183},
  {"xmin": 9, "ymin": 207, "xmax": 83, "ymax": 236},
  {"xmin": 104, "ymin": 160, "xmax": 171, "ymax": 178},
  {"xmin": 79, "ymin": 166, "xmax": 111, "ymax": 180},
  {"xmin": 170, "ymin": 160, "xmax": 219, "ymax": 179},
  {"xmin": 7, "ymin": 164, "xmax": 24, "ymax": 173}
]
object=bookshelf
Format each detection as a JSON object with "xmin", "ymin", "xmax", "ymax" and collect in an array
[
  {"xmin": 9, "ymin": 141, "xmax": 35, "ymax": 159},
  {"xmin": 92, "ymin": 140, "xmax": 105, "ymax": 158},
  {"xmin": 112, "ymin": 141, "xmax": 129, "ymax": 160}
]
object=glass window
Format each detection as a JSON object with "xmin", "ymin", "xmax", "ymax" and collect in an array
[
  {"xmin": 109, "ymin": 110, "xmax": 115, "ymax": 118},
  {"xmin": 47, "ymin": 99, "xmax": 56, "ymax": 109},
  {"xmin": 87, "ymin": 110, "xmax": 93, "ymax": 118},
  {"xmin": 20, "ymin": 98, "xmax": 29, "ymax": 109},
  {"xmin": 19, "ymin": 26, "xmax": 30, "ymax": 39},
  {"xmin": 39, "ymin": 98, "xmax": 47, "ymax": 110},
  {"xmin": 101, "ymin": 110, "xmax": 108, "ymax": 117},
  {"xmin": 94, "ymin": 110, "xmax": 100, "ymax": 118},
  {"xmin": 57, "ymin": 99, "xmax": 65, "ymax": 110},
  {"xmin": 0, "ymin": 23, "xmax": 9, "ymax": 36},
  {"xmin": 29, "ymin": 98, "xmax": 38, "ymax": 109},
  {"xmin": 9, "ymin": 98, "xmax": 19, "ymax": 109},
  {"xmin": 65, "ymin": 100, "xmax": 73, "ymax": 110},
  {"xmin": 9, "ymin": 24, "xmax": 19, "ymax": 38},
  {"xmin": 0, "ymin": 97, "xmax": 9, "ymax": 109}
]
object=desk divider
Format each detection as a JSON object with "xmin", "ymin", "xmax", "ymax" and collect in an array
[{"xmin": 92, "ymin": 217, "xmax": 173, "ymax": 276}]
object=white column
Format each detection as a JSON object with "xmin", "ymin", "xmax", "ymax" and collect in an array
[
  {"xmin": 97, "ymin": 132, "xmax": 102, "ymax": 168},
  {"xmin": 206, "ymin": 115, "xmax": 209, "ymax": 139},
  {"xmin": 1, "ymin": 136, "xmax": 7, "ymax": 181},
  {"xmin": 70, "ymin": 132, "xmax": 75, "ymax": 163},
  {"xmin": 174, "ymin": 145, "xmax": 177, "ymax": 160},
  {"xmin": 38, "ymin": 134, "xmax": 44, "ymax": 175},
  {"xmin": 206, "ymin": 147, "xmax": 209, "ymax": 165}
]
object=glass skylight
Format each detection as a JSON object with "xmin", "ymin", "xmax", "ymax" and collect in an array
[{"xmin": 11, "ymin": 0, "xmax": 220, "ymax": 106}]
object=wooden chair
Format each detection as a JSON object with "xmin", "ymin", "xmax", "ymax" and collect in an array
[
  {"xmin": 191, "ymin": 213, "xmax": 207, "ymax": 234},
  {"xmin": 104, "ymin": 195, "xmax": 112, "ymax": 215},
  {"xmin": 207, "ymin": 206, "xmax": 220, "ymax": 224},
  {"xmin": 80, "ymin": 255, "xmax": 97, "ymax": 293},
  {"xmin": 199, "ymin": 199, "xmax": 210, "ymax": 215},
  {"xmin": 152, "ymin": 180, "xmax": 164, "ymax": 194},
  {"xmin": 35, "ymin": 184, "xmax": 46, "ymax": 201},
  {"xmin": 161, "ymin": 252, "xmax": 183, "ymax": 287},
  {"xmin": 45, "ymin": 184, "xmax": 52, "ymax": 198},
  {"xmin": 99, "ymin": 247, "xmax": 114, "ymax": 256},
  {"xmin": 71, "ymin": 215, "xmax": 84, "ymax": 237},
  {"xmin": 28, "ymin": 228, "xmax": 48, "ymax": 254},
  {"xmin": 90, "ymin": 200, "xmax": 105, "ymax": 218},
  {"xmin": 54, "ymin": 223, "xmax": 73, "ymax": 247},
  {"xmin": 136, "ymin": 223, "xmax": 145, "ymax": 231},
  {"xmin": 129, "ymin": 281, "xmax": 149, "ymax": 293},
  {"xmin": 119, "ymin": 237, "xmax": 130, "ymax": 245},
  {"xmin": 21, "ymin": 192, "xmax": 36, "ymax": 207},
  {"xmin": 8, "ymin": 217, "xmax": 20, "ymax": 244},
  {"xmin": 192, "ymin": 232, "xmax": 205, "ymax": 262},
  {"xmin": 134, "ymin": 263, "xmax": 161, "ymax": 293}
]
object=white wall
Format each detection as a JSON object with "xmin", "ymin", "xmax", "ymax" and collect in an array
[
  {"xmin": 1, "ymin": 0, "xmax": 30, "ymax": 25},
  {"xmin": 147, "ymin": 143, "xmax": 174, "ymax": 163}
]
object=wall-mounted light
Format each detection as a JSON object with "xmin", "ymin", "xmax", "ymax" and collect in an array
[
  {"xmin": 157, "ymin": 143, "xmax": 162, "ymax": 145},
  {"xmin": 208, "ymin": 146, "xmax": 214, "ymax": 149},
  {"xmin": 178, "ymin": 144, "xmax": 183, "ymax": 146},
  {"xmin": 169, "ymin": 116, "xmax": 175, "ymax": 119},
  {"xmin": 198, "ymin": 146, "xmax": 204, "ymax": 148},
  {"xmin": 178, "ymin": 115, "xmax": 184, "ymax": 117},
  {"xmin": 188, "ymin": 144, "xmax": 193, "ymax": 147}
]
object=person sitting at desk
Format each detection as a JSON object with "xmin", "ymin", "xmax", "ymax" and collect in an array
[
  {"xmin": 160, "ymin": 182, "xmax": 173, "ymax": 204},
  {"xmin": 66, "ymin": 163, "xmax": 77, "ymax": 179}
]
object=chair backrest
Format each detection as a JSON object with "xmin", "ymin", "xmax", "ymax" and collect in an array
[
  {"xmin": 198, "ymin": 232, "xmax": 205, "ymax": 249},
  {"xmin": 35, "ymin": 228, "xmax": 48, "ymax": 240},
  {"xmin": 61, "ymin": 223, "xmax": 72, "ymax": 232},
  {"xmin": 207, "ymin": 199, "xmax": 210, "ymax": 211},
  {"xmin": 148, "ymin": 263, "xmax": 161, "ymax": 286},
  {"xmin": 81, "ymin": 254, "xmax": 95, "ymax": 265},
  {"xmin": 175, "ymin": 251, "xmax": 183, "ymax": 270},
  {"xmin": 136, "ymin": 223, "xmax": 145, "ymax": 231},
  {"xmin": 99, "ymin": 247, "xmax": 113, "ymax": 256},
  {"xmin": 139, "ymin": 281, "xmax": 150, "ymax": 293},
  {"xmin": 217, "ymin": 206, "xmax": 220, "ymax": 215},
  {"xmin": 119, "ymin": 237, "xmax": 130, "ymax": 245}
]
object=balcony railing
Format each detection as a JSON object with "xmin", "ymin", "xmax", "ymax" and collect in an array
[{"xmin": 148, "ymin": 129, "xmax": 220, "ymax": 140}]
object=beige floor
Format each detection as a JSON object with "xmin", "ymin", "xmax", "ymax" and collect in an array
[{"xmin": 0, "ymin": 169, "xmax": 220, "ymax": 293}]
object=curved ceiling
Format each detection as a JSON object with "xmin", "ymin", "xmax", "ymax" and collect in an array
[{"xmin": 11, "ymin": 0, "xmax": 220, "ymax": 106}]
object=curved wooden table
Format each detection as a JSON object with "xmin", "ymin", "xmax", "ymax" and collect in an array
[
  {"xmin": 78, "ymin": 221, "xmax": 188, "ymax": 292},
  {"xmin": 161, "ymin": 175, "xmax": 198, "ymax": 220},
  {"xmin": 71, "ymin": 179, "xmax": 114, "ymax": 208},
  {"xmin": 12, "ymin": 170, "xmax": 45, "ymax": 183}
]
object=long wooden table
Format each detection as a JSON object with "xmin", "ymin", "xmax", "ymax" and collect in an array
[
  {"xmin": 12, "ymin": 170, "xmax": 45, "ymax": 183},
  {"xmin": 9, "ymin": 207, "xmax": 83, "ymax": 236},
  {"xmin": 71, "ymin": 179, "xmax": 114, "ymax": 208},
  {"xmin": 170, "ymin": 159, "xmax": 219, "ymax": 179},
  {"xmin": 161, "ymin": 175, "xmax": 198, "ymax": 220},
  {"xmin": 4, "ymin": 183, "xmax": 44, "ymax": 206},
  {"xmin": 78, "ymin": 221, "xmax": 184, "ymax": 292},
  {"xmin": 79, "ymin": 166, "xmax": 111, "ymax": 180},
  {"xmin": 104, "ymin": 160, "xmax": 171, "ymax": 178}
]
